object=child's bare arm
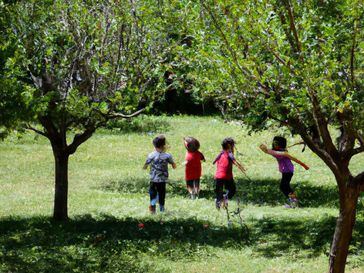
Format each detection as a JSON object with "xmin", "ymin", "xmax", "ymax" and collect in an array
[
  {"xmin": 259, "ymin": 144, "xmax": 282, "ymax": 156},
  {"xmin": 259, "ymin": 144, "xmax": 269, "ymax": 154},
  {"xmin": 284, "ymin": 153, "xmax": 310, "ymax": 170},
  {"xmin": 142, "ymin": 164, "xmax": 148, "ymax": 170},
  {"xmin": 259, "ymin": 144, "xmax": 281, "ymax": 156}
]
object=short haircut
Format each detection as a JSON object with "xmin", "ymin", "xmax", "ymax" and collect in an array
[
  {"xmin": 184, "ymin": 137, "xmax": 200, "ymax": 152},
  {"xmin": 272, "ymin": 136, "xmax": 287, "ymax": 150},
  {"xmin": 153, "ymin": 135, "xmax": 166, "ymax": 148},
  {"xmin": 221, "ymin": 137, "xmax": 235, "ymax": 150}
]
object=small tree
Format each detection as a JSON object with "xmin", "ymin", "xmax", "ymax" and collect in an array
[
  {"xmin": 195, "ymin": 1, "xmax": 363, "ymax": 272},
  {"xmin": 0, "ymin": 0, "xmax": 171, "ymax": 220}
]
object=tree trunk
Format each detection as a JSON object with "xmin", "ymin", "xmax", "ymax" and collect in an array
[
  {"xmin": 53, "ymin": 152, "xmax": 70, "ymax": 221},
  {"xmin": 329, "ymin": 185, "xmax": 359, "ymax": 273}
]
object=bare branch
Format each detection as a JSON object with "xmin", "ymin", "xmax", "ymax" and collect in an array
[
  {"xmin": 274, "ymin": 6, "xmax": 296, "ymax": 53},
  {"xmin": 284, "ymin": 0, "xmax": 301, "ymax": 53},
  {"xmin": 350, "ymin": 19, "xmax": 358, "ymax": 85},
  {"xmin": 306, "ymin": 86, "xmax": 338, "ymax": 157},
  {"xmin": 290, "ymin": 117, "xmax": 341, "ymax": 182},
  {"xmin": 25, "ymin": 124, "xmax": 48, "ymax": 138},
  {"xmin": 66, "ymin": 127, "xmax": 96, "ymax": 155},
  {"xmin": 107, "ymin": 108, "xmax": 145, "ymax": 119},
  {"xmin": 113, "ymin": 24, "xmax": 126, "ymax": 92},
  {"xmin": 200, "ymin": 0, "xmax": 270, "ymax": 94},
  {"xmin": 353, "ymin": 172, "xmax": 364, "ymax": 192}
]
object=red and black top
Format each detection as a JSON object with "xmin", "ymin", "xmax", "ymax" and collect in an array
[{"xmin": 213, "ymin": 151, "xmax": 235, "ymax": 180}]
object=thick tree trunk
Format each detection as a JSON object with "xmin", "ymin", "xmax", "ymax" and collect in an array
[
  {"xmin": 329, "ymin": 185, "xmax": 359, "ymax": 273},
  {"xmin": 53, "ymin": 152, "xmax": 70, "ymax": 221}
]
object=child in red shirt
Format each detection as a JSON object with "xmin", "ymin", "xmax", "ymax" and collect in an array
[
  {"xmin": 213, "ymin": 137, "xmax": 246, "ymax": 209},
  {"xmin": 183, "ymin": 137, "xmax": 205, "ymax": 199}
]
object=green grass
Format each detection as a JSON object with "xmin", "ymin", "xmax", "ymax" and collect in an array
[{"xmin": 0, "ymin": 116, "xmax": 363, "ymax": 273}]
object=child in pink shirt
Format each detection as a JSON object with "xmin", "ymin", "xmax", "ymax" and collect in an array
[{"xmin": 213, "ymin": 137, "xmax": 246, "ymax": 209}]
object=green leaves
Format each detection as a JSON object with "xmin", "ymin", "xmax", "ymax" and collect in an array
[
  {"xmin": 1, "ymin": 0, "xmax": 182, "ymax": 135},
  {"xmin": 189, "ymin": 0, "xmax": 363, "ymax": 138}
]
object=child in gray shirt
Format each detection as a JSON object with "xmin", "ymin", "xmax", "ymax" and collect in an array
[{"xmin": 143, "ymin": 135, "xmax": 176, "ymax": 213}]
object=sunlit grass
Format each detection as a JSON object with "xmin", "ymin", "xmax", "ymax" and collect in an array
[{"xmin": 0, "ymin": 115, "xmax": 363, "ymax": 273}]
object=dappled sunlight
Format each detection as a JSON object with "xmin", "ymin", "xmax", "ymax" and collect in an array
[{"xmin": 0, "ymin": 214, "xmax": 363, "ymax": 273}]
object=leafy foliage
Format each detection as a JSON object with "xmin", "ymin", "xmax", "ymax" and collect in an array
[
  {"xmin": 194, "ymin": 0, "xmax": 363, "ymax": 132},
  {"xmin": 1, "ymin": 0, "xmax": 172, "ymax": 134}
]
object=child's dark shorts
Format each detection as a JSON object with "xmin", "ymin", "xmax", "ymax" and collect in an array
[{"xmin": 186, "ymin": 179, "xmax": 200, "ymax": 188}]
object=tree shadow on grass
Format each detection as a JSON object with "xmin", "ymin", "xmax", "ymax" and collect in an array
[
  {"xmin": 100, "ymin": 175, "xmax": 362, "ymax": 209},
  {"xmin": 0, "ymin": 214, "xmax": 363, "ymax": 273},
  {"xmin": 99, "ymin": 177, "xmax": 190, "ymax": 198},
  {"xmin": 234, "ymin": 177, "xmax": 343, "ymax": 209}
]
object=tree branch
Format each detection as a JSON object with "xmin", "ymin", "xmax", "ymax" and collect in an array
[
  {"xmin": 66, "ymin": 127, "xmax": 96, "ymax": 155},
  {"xmin": 353, "ymin": 172, "xmax": 364, "ymax": 192},
  {"xmin": 274, "ymin": 6, "xmax": 296, "ymax": 53},
  {"xmin": 350, "ymin": 19, "xmax": 357, "ymax": 85},
  {"xmin": 266, "ymin": 45, "xmax": 295, "ymax": 74},
  {"xmin": 25, "ymin": 124, "xmax": 49, "ymax": 138},
  {"xmin": 200, "ymin": 0, "xmax": 270, "ymax": 94},
  {"xmin": 289, "ymin": 117, "xmax": 341, "ymax": 183},
  {"xmin": 39, "ymin": 116, "xmax": 60, "ymax": 140},
  {"xmin": 337, "ymin": 111, "xmax": 356, "ymax": 159},
  {"xmin": 107, "ymin": 108, "xmax": 145, "ymax": 119},
  {"xmin": 284, "ymin": 0, "xmax": 301, "ymax": 53},
  {"xmin": 307, "ymin": 87, "xmax": 338, "ymax": 157}
]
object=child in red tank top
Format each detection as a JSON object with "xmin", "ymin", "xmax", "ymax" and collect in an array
[{"xmin": 183, "ymin": 137, "xmax": 205, "ymax": 199}]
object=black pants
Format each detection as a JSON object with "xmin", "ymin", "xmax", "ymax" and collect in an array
[
  {"xmin": 280, "ymin": 172, "xmax": 294, "ymax": 197},
  {"xmin": 186, "ymin": 179, "xmax": 200, "ymax": 188},
  {"xmin": 149, "ymin": 182, "xmax": 166, "ymax": 206},
  {"xmin": 215, "ymin": 179, "xmax": 236, "ymax": 202}
]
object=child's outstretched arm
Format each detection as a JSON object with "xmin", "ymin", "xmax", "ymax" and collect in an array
[
  {"xmin": 142, "ymin": 163, "xmax": 149, "ymax": 170},
  {"xmin": 259, "ymin": 144, "xmax": 309, "ymax": 170},
  {"xmin": 259, "ymin": 144, "xmax": 270, "ymax": 154},
  {"xmin": 259, "ymin": 144, "xmax": 283, "ymax": 157},
  {"xmin": 284, "ymin": 153, "xmax": 310, "ymax": 170}
]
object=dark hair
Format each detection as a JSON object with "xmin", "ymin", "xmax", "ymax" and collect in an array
[
  {"xmin": 221, "ymin": 137, "xmax": 235, "ymax": 150},
  {"xmin": 272, "ymin": 136, "xmax": 287, "ymax": 151},
  {"xmin": 153, "ymin": 135, "xmax": 166, "ymax": 148},
  {"xmin": 184, "ymin": 137, "xmax": 200, "ymax": 152}
]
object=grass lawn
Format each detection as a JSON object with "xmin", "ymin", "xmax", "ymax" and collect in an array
[{"xmin": 0, "ymin": 116, "xmax": 363, "ymax": 273}]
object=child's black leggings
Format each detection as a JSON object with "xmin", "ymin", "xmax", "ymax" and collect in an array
[
  {"xmin": 149, "ymin": 182, "xmax": 166, "ymax": 206},
  {"xmin": 215, "ymin": 179, "xmax": 236, "ymax": 202},
  {"xmin": 280, "ymin": 172, "xmax": 294, "ymax": 197}
]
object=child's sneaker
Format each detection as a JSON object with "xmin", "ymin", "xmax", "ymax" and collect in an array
[
  {"xmin": 149, "ymin": 205, "xmax": 156, "ymax": 214},
  {"xmin": 215, "ymin": 199, "xmax": 221, "ymax": 210},
  {"xmin": 289, "ymin": 198, "xmax": 299, "ymax": 208},
  {"xmin": 288, "ymin": 193, "xmax": 298, "ymax": 208},
  {"xmin": 222, "ymin": 194, "xmax": 228, "ymax": 209},
  {"xmin": 160, "ymin": 205, "xmax": 165, "ymax": 212}
]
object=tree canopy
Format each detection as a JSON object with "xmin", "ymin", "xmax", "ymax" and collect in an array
[
  {"xmin": 190, "ymin": 1, "xmax": 363, "ymax": 272},
  {"xmin": 0, "ymin": 0, "xmax": 187, "ymax": 220}
]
